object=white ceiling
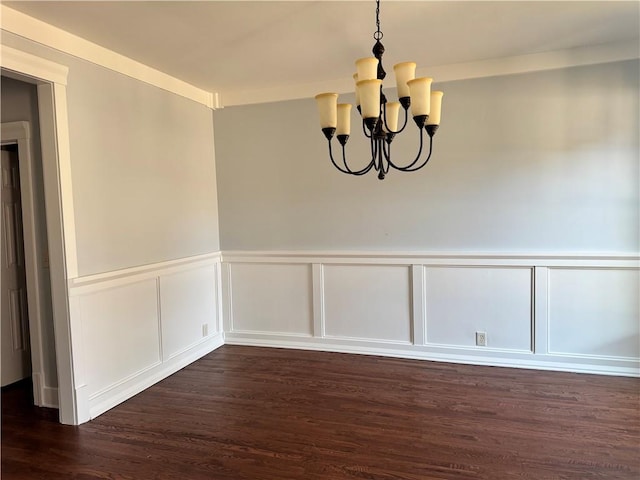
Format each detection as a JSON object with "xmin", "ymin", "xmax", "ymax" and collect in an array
[{"xmin": 3, "ymin": 1, "xmax": 639, "ymax": 105}]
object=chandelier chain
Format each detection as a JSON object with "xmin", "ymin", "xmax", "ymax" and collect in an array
[{"xmin": 374, "ymin": 0, "xmax": 383, "ymax": 40}]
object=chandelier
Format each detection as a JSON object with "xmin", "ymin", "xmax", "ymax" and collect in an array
[{"xmin": 315, "ymin": 0, "xmax": 444, "ymax": 180}]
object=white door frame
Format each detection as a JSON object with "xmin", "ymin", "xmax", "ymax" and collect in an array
[
  {"xmin": 1, "ymin": 46, "xmax": 82, "ymax": 424},
  {"xmin": 1, "ymin": 121, "xmax": 49, "ymax": 404}
]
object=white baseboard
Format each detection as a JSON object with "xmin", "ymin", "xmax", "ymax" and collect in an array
[
  {"xmin": 89, "ymin": 333, "xmax": 224, "ymax": 419},
  {"xmin": 225, "ymin": 332, "xmax": 640, "ymax": 378},
  {"xmin": 31, "ymin": 372, "xmax": 43, "ymax": 406},
  {"xmin": 31, "ymin": 372, "xmax": 59, "ymax": 408},
  {"xmin": 42, "ymin": 386, "xmax": 59, "ymax": 408}
]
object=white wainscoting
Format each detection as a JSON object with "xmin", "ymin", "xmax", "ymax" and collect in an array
[
  {"xmin": 68, "ymin": 253, "xmax": 223, "ymax": 420},
  {"xmin": 223, "ymin": 251, "xmax": 640, "ymax": 377}
]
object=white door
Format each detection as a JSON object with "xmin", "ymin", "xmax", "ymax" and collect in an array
[{"xmin": 1, "ymin": 145, "xmax": 31, "ymax": 386}]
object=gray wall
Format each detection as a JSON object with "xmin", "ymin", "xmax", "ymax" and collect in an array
[
  {"xmin": 214, "ymin": 60, "xmax": 639, "ymax": 254},
  {"xmin": 1, "ymin": 75, "xmax": 58, "ymax": 387},
  {"xmin": 2, "ymin": 31, "xmax": 221, "ymax": 276}
]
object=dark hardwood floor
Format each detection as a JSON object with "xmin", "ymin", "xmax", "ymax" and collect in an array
[{"xmin": 2, "ymin": 345, "xmax": 639, "ymax": 479}]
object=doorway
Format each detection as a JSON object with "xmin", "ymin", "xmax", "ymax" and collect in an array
[
  {"xmin": 1, "ymin": 76, "xmax": 61, "ymax": 415},
  {"xmin": 0, "ymin": 112, "xmax": 58, "ymax": 408}
]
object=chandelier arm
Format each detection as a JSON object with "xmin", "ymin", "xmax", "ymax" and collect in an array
[
  {"xmin": 371, "ymin": 135, "xmax": 382, "ymax": 171},
  {"xmin": 382, "ymin": 140, "xmax": 391, "ymax": 174},
  {"xmin": 374, "ymin": 137, "xmax": 392, "ymax": 179},
  {"xmin": 328, "ymin": 140, "xmax": 375, "ymax": 176},
  {"xmin": 352, "ymin": 161, "xmax": 376, "ymax": 176},
  {"xmin": 369, "ymin": 135, "xmax": 379, "ymax": 172},
  {"xmin": 381, "ymin": 137, "xmax": 387, "ymax": 160},
  {"xmin": 396, "ymin": 133, "xmax": 435, "ymax": 172},
  {"xmin": 381, "ymin": 103, "xmax": 409, "ymax": 135},
  {"xmin": 397, "ymin": 107, "xmax": 409, "ymax": 133},
  {"xmin": 382, "ymin": 137, "xmax": 391, "ymax": 162},
  {"xmin": 362, "ymin": 118, "xmax": 373, "ymax": 139},
  {"xmin": 386, "ymin": 126, "xmax": 425, "ymax": 171},
  {"xmin": 328, "ymin": 140, "xmax": 358, "ymax": 175},
  {"xmin": 343, "ymin": 141, "xmax": 376, "ymax": 176}
]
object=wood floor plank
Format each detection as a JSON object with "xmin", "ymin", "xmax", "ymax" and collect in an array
[{"xmin": 2, "ymin": 345, "xmax": 639, "ymax": 479}]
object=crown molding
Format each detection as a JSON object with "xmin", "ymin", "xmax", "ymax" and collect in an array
[
  {"xmin": 423, "ymin": 39, "xmax": 640, "ymax": 84},
  {"xmin": 221, "ymin": 39, "xmax": 639, "ymax": 106},
  {"xmin": 0, "ymin": 5, "xmax": 220, "ymax": 109}
]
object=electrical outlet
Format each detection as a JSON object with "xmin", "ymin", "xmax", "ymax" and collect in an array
[
  {"xmin": 476, "ymin": 331, "xmax": 487, "ymax": 346},
  {"xmin": 202, "ymin": 324, "xmax": 209, "ymax": 337}
]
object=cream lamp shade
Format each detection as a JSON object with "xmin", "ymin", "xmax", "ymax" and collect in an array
[
  {"xmin": 407, "ymin": 77, "xmax": 433, "ymax": 117},
  {"xmin": 314, "ymin": 93, "xmax": 338, "ymax": 128},
  {"xmin": 393, "ymin": 62, "xmax": 416, "ymax": 99},
  {"xmin": 357, "ymin": 79, "xmax": 382, "ymax": 119}
]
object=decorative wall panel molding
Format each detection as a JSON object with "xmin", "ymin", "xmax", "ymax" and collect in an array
[
  {"xmin": 323, "ymin": 264, "xmax": 412, "ymax": 343},
  {"xmin": 68, "ymin": 253, "xmax": 223, "ymax": 419},
  {"xmin": 160, "ymin": 265, "xmax": 220, "ymax": 360},
  {"xmin": 424, "ymin": 266, "xmax": 532, "ymax": 352},
  {"xmin": 223, "ymin": 251, "xmax": 640, "ymax": 377},
  {"xmin": 548, "ymin": 267, "xmax": 639, "ymax": 359},
  {"xmin": 228, "ymin": 263, "xmax": 313, "ymax": 336},
  {"xmin": 79, "ymin": 278, "xmax": 161, "ymax": 399}
]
